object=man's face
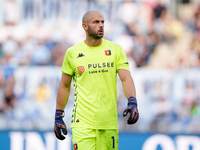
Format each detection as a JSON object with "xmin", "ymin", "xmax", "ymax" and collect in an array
[{"xmin": 87, "ymin": 12, "xmax": 104, "ymax": 39}]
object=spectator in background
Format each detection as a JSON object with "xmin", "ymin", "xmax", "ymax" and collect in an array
[
  {"xmin": 150, "ymin": 97, "xmax": 173, "ymax": 133},
  {"xmin": 187, "ymin": 4, "xmax": 200, "ymax": 33},
  {"xmin": 31, "ymin": 40, "xmax": 52, "ymax": 65},
  {"xmin": 153, "ymin": 0, "xmax": 166, "ymax": 20},
  {"xmin": 113, "ymin": 33, "xmax": 136, "ymax": 69},
  {"xmin": 51, "ymin": 42, "xmax": 68, "ymax": 66},
  {"xmin": 35, "ymin": 78, "xmax": 51, "ymax": 103},
  {"xmin": 0, "ymin": 63, "xmax": 16, "ymax": 113},
  {"xmin": 118, "ymin": 0, "xmax": 138, "ymax": 26},
  {"xmin": 164, "ymin": 12, "xmax": 184, "ymax": 41},
  {"xmin": 182, "ymin": 80, "xmax": 196, "ymax": 106},
  {"xmin": 191, "ymin": 4, "xmax": 200, "ymax": 32},
  {"xmin": 189, "ymin": 31, "xmax": 200, "ymax": 67},
  {"xmin": 4, "ymin": 0, "xmax": 20, "ymax": 26},
  {"xmin": 146, "ymin": 31, "xmax": 161, "ymax": 56},
  {"xmin": 0, "ymin": 32, "xmax": 17, "ymax": 113},
  {"xmin": 152, "ymin": 0, "xmax": 167, "ymax": 37},
  {"xmin": 2, "ymin": 35, "xmax": 18, "ymax": 65},
  {"xmin": 1, "ymin": 84, "xmax": 16, "ymax": 113},
  {"xmin": 0, "ymin": 42, "xmax": 3, "ymax": 59},
  {"xmin": 131, "ymin": 35, "xmax": 149, "ymax": 67},
  {"xmin": 0, "ymin": 66, "xmax": 4, "ymax": 112},
  {"xmin": 23, "ymin": 0, "xmax": 34, "ymax": 20},
  {"xmin": 12, "ymin": 41, "xmax": 31, "ymax": 66},
  {"xmin": 190, "ymin": 101, "xmax": 198, "ymax": 117},
  {"xmin": 125, "ymin": 22, "xmax": 138, "ymax": 36}
]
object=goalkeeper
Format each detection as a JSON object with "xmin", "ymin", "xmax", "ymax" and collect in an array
[{"xmin": 54, "ymin": 10, "xmax": 139, "ymax": 150}]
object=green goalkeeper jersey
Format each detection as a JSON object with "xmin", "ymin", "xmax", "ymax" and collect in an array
[{"xmin": 61, "ymin": 39, "xmax": 130, "ymax": 129}]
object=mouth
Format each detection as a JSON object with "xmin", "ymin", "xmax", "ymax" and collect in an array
[{"xmin": 98, "ymin": 29, "xmax": 104, "ymax": 34}]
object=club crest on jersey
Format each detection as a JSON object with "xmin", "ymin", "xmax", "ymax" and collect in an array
[
  {"xmin": 73, "ymin": 142, "xmax": 78, "ymax": 150},
  {"xmin": 77, "ymin": 66, "xmax": 85, "ymax": 76},
  {"xmin": 105, "ymin": 49, "xmax": 111, "ymax": 56}
]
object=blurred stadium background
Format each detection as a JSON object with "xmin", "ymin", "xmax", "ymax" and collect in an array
[{"xmin": 0, "ymin": 0, "xmax": 200, "ymax": 149}]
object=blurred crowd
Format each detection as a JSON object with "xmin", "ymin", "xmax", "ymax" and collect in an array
[
  {"xmin": 0, "ymin": 0, "xmax": 200, "ymax": 133},
  {"xmin": 117, "ymin": 69, "xmax": 200, "ymax": 133}
]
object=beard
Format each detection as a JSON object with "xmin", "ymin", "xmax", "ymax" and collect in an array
[{"xmin": 88, "ymin": 25, "xmax": 104, "ymax": 40}]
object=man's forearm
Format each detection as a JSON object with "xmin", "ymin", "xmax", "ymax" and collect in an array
[
  {"xmin": 121, "ymin": 76, "xmax": 136, "ymax": 99},
  {"xmin": 56, "ymin": 82, "xmax": 71, "ymax": 110}
]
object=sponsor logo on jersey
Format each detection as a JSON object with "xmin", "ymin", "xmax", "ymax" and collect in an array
[
  {"xmin": 88, "ymin": 62, "xmax": 114, "ymax": 74},
  {"xmin": 77, "ymin": 66, "xmax": 85, "ymax": 76},
  {"xmin": 77, "ymin": 53, "xmax": 85, "ymax": 58},
  {"xmin": 105, "ymin": 49, "xmax": 111, "ymax": 56},
  {"xmin": 73, "ymin": 142, "xmax": 78, "ymax": 150},
  {"xmin": 88, "ymin": 62, "xmax": 114, "ymax": 69}
]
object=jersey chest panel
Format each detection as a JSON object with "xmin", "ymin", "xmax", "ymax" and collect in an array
[{"xmin": 73, "ymin": 49, "xmax": 116, "ymax": 77}]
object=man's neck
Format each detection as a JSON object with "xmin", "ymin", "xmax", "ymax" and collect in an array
[{"xmin": 84, "ymin": 37, "xmax": 103, "ymax": 47}]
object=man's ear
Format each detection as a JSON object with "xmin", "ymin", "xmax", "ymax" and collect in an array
[{"xmin": 82, "ymin": 23, "xmax": 88, "ymax": 31}]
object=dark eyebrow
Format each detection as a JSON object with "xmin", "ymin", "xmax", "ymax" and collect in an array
[{"xmin": 93, "ymin": 20, "xmax": 104, "ymax": 23}]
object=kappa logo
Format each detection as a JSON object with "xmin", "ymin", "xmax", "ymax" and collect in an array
[{"xmin": 77, "ymin": 53, "xmax": 85, "ymax": 58}]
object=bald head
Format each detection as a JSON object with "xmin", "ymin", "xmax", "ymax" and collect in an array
[
  {"xmin": 82, "ymin": 10, "xmax": 104, "ymax": 41},
  {"xmin": 82, "ymin": 10, "xmax": 102, "ymax": 24}
]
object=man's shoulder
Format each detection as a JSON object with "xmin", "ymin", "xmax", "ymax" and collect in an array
[
  {"xmin": 64, "ymin": 41, "xmax": 85, "ymax": 59},
  {"xmin": 103, "ymin": 39, "xmax": 122, "ymax": 53},
  {"xmin": 68, "ymin": 41, "xmax": 84, "ymax": 51},
  {"xmin": 103, "ymin": 39, "xmax": 121, "ymax": 48}
]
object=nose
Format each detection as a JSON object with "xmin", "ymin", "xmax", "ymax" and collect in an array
[
  {"xmin": 99, "ymin": 21, "xmax": 104, "ymax": 27},
  {"xmin": 99, "ymin": 22, "xmax": 104, "ymax": 28}
]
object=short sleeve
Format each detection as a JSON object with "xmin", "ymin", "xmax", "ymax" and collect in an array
[
  {"xmin": 116, "ymin": 44, "xmax": 130, "ymax": 71},
  {"xmin": 61, "ymin": 49, "xmax": 74, "ymax": 75}
]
